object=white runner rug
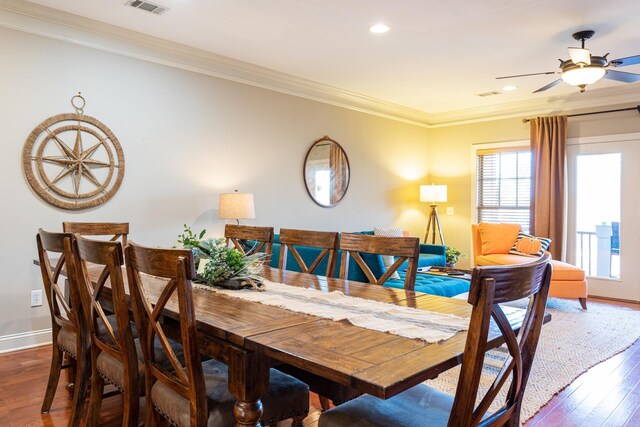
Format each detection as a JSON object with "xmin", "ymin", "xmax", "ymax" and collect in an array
[{"xmin": 194, "ymin": 280, "xmax": 469, "ymax": 343}]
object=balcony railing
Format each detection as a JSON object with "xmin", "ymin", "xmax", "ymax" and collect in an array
[
  {"xmin": 576, "ymin": 223, "xmax": 620, "ymax": 279},
  {"xmin": 576, "ymin": 231, "xmax": 595, "ymax": 276}
]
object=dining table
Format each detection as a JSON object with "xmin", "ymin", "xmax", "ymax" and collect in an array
[{"xmin": 46, "ymin": 260, "xmax": 550, "ymax": 426}]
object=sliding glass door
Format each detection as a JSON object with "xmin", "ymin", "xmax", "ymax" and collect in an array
[{"xmin": 566, "ymin": 135, "xmax": 640, "ymax": 301}]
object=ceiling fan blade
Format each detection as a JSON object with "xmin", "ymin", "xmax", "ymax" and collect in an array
[
  {"xmin": 496, "ymin": 71, "xmax": 557, "ymax": 79},
  {"xmin": 609, "ymin": 55, "xmax": 640, "ymax": 67},
  {"xmin": 603, "ymin": 69, "xmax": 640, "ymax": 83},
  {"xmin": 533, "ymin": 79, "xmax": 562, "ymax": 93},
  {"xmin": 568, "ymin": 47, "xmax": 591, "ymax": 65}
]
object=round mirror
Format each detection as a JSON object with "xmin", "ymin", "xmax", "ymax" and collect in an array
[{"xmin": 304, "ymin": 136, "xmax": 350, "ymax": 207}]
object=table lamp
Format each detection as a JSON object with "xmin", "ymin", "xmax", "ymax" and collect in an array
[
  {"xmin": 218, "ymin": 190, "xmax": 255, "ymax": 224},
  {"xmin": 420, "ymin": 184, "xmax": 447, "ymax": 244}
]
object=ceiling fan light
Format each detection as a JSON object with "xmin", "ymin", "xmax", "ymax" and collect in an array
[{"xmin": 561, "ymin": 66, "xmax": 606, "ymax": 86}]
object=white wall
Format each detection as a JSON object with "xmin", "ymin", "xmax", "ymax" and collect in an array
[{"xmin": 0, "ymin": 26, "xmax": 433, "ymax": 351}]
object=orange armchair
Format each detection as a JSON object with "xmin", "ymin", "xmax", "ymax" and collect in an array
[{"xmin": 471, "ymin": 223, "xmax": 588, "ymax": 309}]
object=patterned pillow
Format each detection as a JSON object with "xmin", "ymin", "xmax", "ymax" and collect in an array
[
  {"xmin": 509, "ymin": 233, "xmax": 552, "ymax": 257},
  {"xmin": 374, "ymin": 227, "xmax": 403, "ymax": 280}
]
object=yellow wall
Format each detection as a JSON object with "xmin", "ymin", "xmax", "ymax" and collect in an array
[{"xmin": 429, "ymin": 110, "xmax": 640, "ymax": 268}]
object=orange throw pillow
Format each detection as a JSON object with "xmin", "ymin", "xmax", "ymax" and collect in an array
[
  {"xmin": 478, "ymin": 222, "xmax": 522, "ymax": 255},
  {"xmin": 509, "ymin": 233, "xmax": 551, "ymax": 257}
]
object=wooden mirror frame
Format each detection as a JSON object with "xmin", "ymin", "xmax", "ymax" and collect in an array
[{"xmin": 303, "ymin": 136, "xmax": 350, "ymax": 208}]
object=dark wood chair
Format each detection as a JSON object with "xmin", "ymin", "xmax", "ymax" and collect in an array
[
  {"xmin": 63, "ymin": 222, "xmax": 129, "ymax": 246},
  {"xmin": 275, "ymin": 228, "xmax": 341, "ymax": 409},
  {"xmin": 278, "ymin": 228, "xmax": 339, "ymax": 277},
  {"xmin": 125, "ymin": 241, "xmax": 309, "ymax": 426},
  {"xmin": 72, "ymin": 235, "xmax": 141, "ymax": 426},
  {"xmin": 339, "ymin": 233, "xmax": 420, "ymax": 290},
  {"xmin": 319, "ymin": 253, "xmax": 553, "ymax": 427},
  {"xmin": 224, "ymin": 224, "xmax": 274, "ymax": 258},
  {"xmin": 305, "ymin": 232, "xmax": 420, "ymax": 411},
  {"xmin": 36, "ymin": 229, "xmax": 89, "ymax": 427}
]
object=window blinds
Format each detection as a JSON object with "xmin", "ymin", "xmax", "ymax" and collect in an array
[{"xmin": 476, "ymin": 148, "xmax": 531, "ymax": 233}]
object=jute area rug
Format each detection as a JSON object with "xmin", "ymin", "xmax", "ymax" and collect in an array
[{"xmin": 424, "ymin": 298, "xmax": 640, "ymax": 421}]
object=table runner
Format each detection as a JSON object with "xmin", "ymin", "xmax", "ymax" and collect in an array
[{"xmin": 194, "ymin": 280, "xmax": 469, "ymax": 343}]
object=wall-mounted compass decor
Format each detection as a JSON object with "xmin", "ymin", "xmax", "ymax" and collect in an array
[{"xmin": 22, "ymin": 93, "xmax": 125, "ymax": 210}]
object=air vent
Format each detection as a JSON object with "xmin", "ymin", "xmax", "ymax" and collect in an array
[
  {"xmin": 477, "ymin": 91, "xmax": 502, "ymax": 97},
  {"xmin": 478, "ymin": 90, "xmax": 502, "ymax": 98},
  {"xmin": 126, "ymin": 0, "xmax": 168, "ymax": 15}
]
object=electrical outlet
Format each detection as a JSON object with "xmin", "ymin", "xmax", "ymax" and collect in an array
[
  {"xmin": 31, "ymin": 290, "xmax": 43, "ymax": 307},
  {"xmin": 446, "ymin": 207, "xmax": 455, "ymax": 215}
]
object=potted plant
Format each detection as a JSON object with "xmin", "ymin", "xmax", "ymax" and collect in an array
[
  {"xmin": 177, "ymin": 225, "xmax": 266, "ymax": 290},
  {"xmin": 445, "ymin": 246, "xmax": 465, "ymax": 268}
]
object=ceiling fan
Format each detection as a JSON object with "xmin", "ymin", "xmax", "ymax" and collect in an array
[{"xmin": 496, "ymin": 30, "xmax": 640, "ymax": 93}]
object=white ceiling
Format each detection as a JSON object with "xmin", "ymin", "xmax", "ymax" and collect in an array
[{"xmin": 24, "ymin": 0, "xmax": 640, "ymax": 115}]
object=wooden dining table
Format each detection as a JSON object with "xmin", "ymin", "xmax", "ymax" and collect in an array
[{"xmin": 58, "ymin": 261, "xmax": 549, "ymax": 426}]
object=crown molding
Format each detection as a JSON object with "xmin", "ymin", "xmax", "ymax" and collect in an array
[
  {"xmin": 0, "ymin": 0, "xmax": 431, "ymax": 127},
  {"xmin": 1, "ymin": 0, "xmax": 637, "ymax": 128},
  {"xmin": 427, "ymin": 84, "xmax": 640, "ymax": 127}
]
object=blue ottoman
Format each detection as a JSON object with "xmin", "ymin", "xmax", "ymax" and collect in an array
[{"xmin": 385, "ymin": 272, "xmax": 470, "ymax": 298}]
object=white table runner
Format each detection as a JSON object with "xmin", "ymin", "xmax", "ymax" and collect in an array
[{"xmin": 194, "ymin": 280, "xmax": 469, "ymax": 343}]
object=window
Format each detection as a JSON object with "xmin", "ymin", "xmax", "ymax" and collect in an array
[{"xmin": 476, "ymin": 148, "xmax": 531, "ymax": 233}]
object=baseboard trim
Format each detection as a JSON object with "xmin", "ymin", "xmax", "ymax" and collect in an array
[
  {"xmin": 588, "ymin": 294, "xmax": 640, "ymax": 305},
  {"xmin": 0, "ymin": 328, "xmax": 52, "ymax": 354}
]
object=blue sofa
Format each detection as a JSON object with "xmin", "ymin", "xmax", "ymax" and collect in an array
[{"xmin": 260, "ymin": 232, "xmax": 469, "ymax": 298}]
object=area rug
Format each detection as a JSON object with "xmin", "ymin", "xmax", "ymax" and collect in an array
[{"xmin": 424, "ymin": 298, "xmax": 640, "ymax": 421}]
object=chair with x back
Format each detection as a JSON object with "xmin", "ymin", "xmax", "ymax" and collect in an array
[
  {"xmin": 319, "ymin": 253, "xmax": 553, "ymax": 427},
  {"xmin": 278, "ymin": 228, "xmax": 340, "ymax": 277},
  {"xmin": 275, "ymin": 228, "xmax": 343, "ymax": 410},
  {"xmin": 339, "ymin": 233, "xmax": 420, "ymax": 290},
  {"xmin": 37, "ymin": 229, "xmax": 89, "ymax": 427},
  {"xmin": 125, "ymin": 241, "xmax": 309, "ymax": 426},
  {"xmin": 63, "ymin": 222, "xmax": 129, "ymax": 247},
  {"xmin": 72, "ymin": 235, "xmax": 141, "ymax": 426},
  {"xmin": 224, "ymin": 224, "xmax": 274, "ymax": 258}
]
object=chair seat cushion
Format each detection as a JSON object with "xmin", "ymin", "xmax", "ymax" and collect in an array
[
  {"xmin": 549, "ymin": 260, "xmax": 586, "ymax": 281},
  {"xmin": 96, "ymin": 350, "xmax": 145, "ymax": 393},
  {"xmin": 96, "ymin": 336, "xmax": 184, "ymax": 394},
  {"xmin": 319, "ymin": 384, "xmax": 454, "ymax": 427},
  {"xmin": 151, "ymin": 359, "xmax": 309, "ymax": 427},
  {"xmin": 476, "ymin": 254, "xmax": 533, "ymax": 266},
  {"xmin": 57, "ymin": 314, "xmax": 125, "ymax": 357},
  {"xmin": 56, "ymin": 328, "xmax": 79, "ymax": 357},
  {"xmin": 476, "ymin": 255, "xmax": 586, "ymax": 281}
]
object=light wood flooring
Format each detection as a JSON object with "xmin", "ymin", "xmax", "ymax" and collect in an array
[{"xmin": 1, "ymin": 297, "xmax": 638, "ymax": 426}]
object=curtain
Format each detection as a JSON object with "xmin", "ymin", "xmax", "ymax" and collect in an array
[
  {"xmin": 530, "ymin": 116, "xmax": 567, "ymax": 259},
  {"xmin": 329, "ymin": 143, "xmax": 348, "ymax": 205}
]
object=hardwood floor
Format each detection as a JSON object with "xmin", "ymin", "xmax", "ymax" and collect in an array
[
  {"xmin": 1, "ymin": 297, "xmax": 638, "ymax": 426},
  {"xmin": 0, "ymin": 344, "xmax": 322, "ymax": 426},
  {"xmin": 525, "ymin": 297, "xmax": 640, "ymax": 427}
]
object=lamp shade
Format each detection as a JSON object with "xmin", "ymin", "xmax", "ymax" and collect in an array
[
  {"xmin": 420, "ymin": 184, "xmax": 447, "ymax": 203},
  {"xmin": 218, "ymin": 192, "xmax": 255, "ymax": 220}
]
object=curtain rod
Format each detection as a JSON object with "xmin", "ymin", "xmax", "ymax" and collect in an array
[{"xmin": 522, "ymin": 105, "xmax": 640, "ymax": 123}]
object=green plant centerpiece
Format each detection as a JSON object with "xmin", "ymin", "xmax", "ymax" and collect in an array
[
  {"xmin": 445, "ymin": 246, "xmax": 465, "ymax": 268},
  {"xmin": 177, "ymin": 225, "xmax": 266, "ymax": 291}
]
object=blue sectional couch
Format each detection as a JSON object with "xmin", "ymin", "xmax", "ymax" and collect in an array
[{"xmin": 258, "ymin": 232, "xmax": 469, "ymax": 298}]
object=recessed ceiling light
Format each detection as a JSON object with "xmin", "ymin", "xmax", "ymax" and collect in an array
[
  {"xmin": 503, "ymin": 85, "xmax": 519, "ymax": 91},
  {"xmin": 369, "ymin": 24, "xmax": 390, "ymax": 34}
]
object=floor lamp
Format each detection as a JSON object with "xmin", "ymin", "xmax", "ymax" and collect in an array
[{"xmin": 420, "ymin": 184, "xmax": 447, "ymax": 245}]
